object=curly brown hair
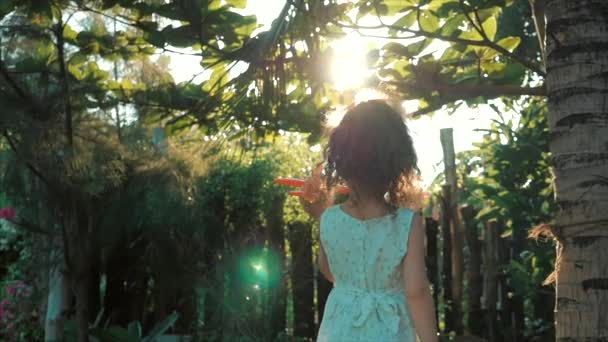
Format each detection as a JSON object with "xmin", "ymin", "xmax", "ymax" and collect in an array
[{"xmin": 323, "ymin": 100, "xmax": 422, "ymax": 212}]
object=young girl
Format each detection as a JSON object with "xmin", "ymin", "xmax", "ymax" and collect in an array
[{"xmin": 300, "ymin": 100, "xmax": 438, "ymax": 341}]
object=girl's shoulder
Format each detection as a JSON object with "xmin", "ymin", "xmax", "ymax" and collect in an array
[{"xmin": 320, "ymin": 204, "xmax": 341, "ymax": 222}]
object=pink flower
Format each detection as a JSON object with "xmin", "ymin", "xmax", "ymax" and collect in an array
[{"xmin": 0, "ymin": 207, "xmax": 16, "ymax": 220}]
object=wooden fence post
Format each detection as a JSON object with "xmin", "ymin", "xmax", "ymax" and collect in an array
[
  {"xmin": 440, "ymin": 128, "xmax": 464, "ymax": 334},
  {"xmin": 441, "ymin": 185, "xmax": 455, "ymax": 333},
  {"xmin": 484, "ymin": 220, "xmax": 499, "ymax": 342},
  {"xmin": 425, "ymin": 217, "xmax": 439, "ymax": 323},
  {"xmin": 287, "ymin": 221, "xmax": 315, "ymax": 340},
  {"xmin": 461, "ymin": 205, "xmax": 483, "ymax": 336}
]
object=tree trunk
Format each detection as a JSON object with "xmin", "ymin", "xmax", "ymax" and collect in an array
[
  {"xmin": 87, "ymin": 249, "xmax": 101, "ymax": 324},
  {"xmin": 45, "ymin": 263, "xmax": 69, "ymax": 341},
  {"xmin": 288, "ymin": 221, "xmax": 315, "ymax": 340},
  {"xmin": 75, "ymin": 273, "xmax": 90, "ymax": 342},
  {"xmin": 483, "ymin": 220, "xmax": 499, "ymax": 342},
  {"xmin": 545, "ymin": 0, "xmax": 608, "ymax": 340},
  {"xmin": 103, "ymin": 253, "xmax": 129, "ymax": 326},
  {"xmin": 461, "ymin": 206, "xmax": 483, "ymax": 337}
]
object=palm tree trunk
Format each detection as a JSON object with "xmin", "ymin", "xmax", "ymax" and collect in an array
[{"xmin": 545, "ymin": 0, "xmax": 608, "ymax": 339}]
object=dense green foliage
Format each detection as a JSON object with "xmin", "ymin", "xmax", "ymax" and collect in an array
[{"xmin": 463, "ymin": 98, "xmax": 555, "ymax": 338}]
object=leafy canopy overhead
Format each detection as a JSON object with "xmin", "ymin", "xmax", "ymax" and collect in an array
[{"xmin": 1, "ymin": 0, "xmax": 545, "ymax": 143}]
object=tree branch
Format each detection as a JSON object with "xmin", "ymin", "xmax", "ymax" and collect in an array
[
  {"xmin": 398, "ymin": 81, "xmax": 546, "ymax": 98},
  {"xmin": 2, "ymin": 131, "xmax": 55, "ymax": 191},
  {"xmin": 54, "ymin": 18, "xmax": 74, "ymax": 148},
  {"xmin": 386, "ymin": 81, "xmax": 546, "ymax": 116},
  {"xmin": 0, "ymin": 59, "xmax": 46, "ymax": 116},
  {"xmin": 333, "ymin": 19, "xmax": 546, "ymax": 77},
  {"xmin": 529, "ymin": 0, "xmax": 546, "ymax": 65}
]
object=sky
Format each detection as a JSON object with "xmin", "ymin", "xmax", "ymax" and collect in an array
[{"xmin": 166, "ymin": 0, "xmax": 507, "ymax": 187}]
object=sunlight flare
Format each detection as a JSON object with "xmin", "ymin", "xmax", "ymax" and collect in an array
[{"xmin": 330, "ymin": 34, "xmax": 369, "ymax": 91}]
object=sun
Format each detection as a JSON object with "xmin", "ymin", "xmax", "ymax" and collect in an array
[{"xmin": 329, "ymin": 33, "xmax": 370, "ymax": 91}]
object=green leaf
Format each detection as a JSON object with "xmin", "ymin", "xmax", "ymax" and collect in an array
[
  {"xmin": 366, "ymin": 48, "xmax": 380, "ymax": 67},
  {"xmin": 481, "ymin": 17, "xmax": 497, "ymax": 41},
  {"xmin": 496, "ymin": 36, "xmax": 521, "ymax": 52},
  {"xmin": 204, "ymin": 67, "xmax": 228, "ymax": 94},
  {"xmin": 121, "ymin": 79, "xmax": 134, "ymax": 90},
  {"xmin": 146, "ymin": 30, "xmax": 166, "ymax": 48},
  {"xmin": 406, "ymin": 39, "xmax": 431, "ymax": 56},
  {"xmin": 163, "ymin": 25, "xmax": 198, "ymax": 47},
  {"xmin": 440, "ymin": 14, "xmax": 465, "ymax": 36},
  {"xmin": 225, "ymin": 0, "xmax": 247, "ymax": 9},
  {"xmin": 419, "ymin": 11, "xmax": 439, "ymax": 32},
  {"xmin": 476, "ymin": 206, "xmax": 500, "ymax": 221},
  {"xmin": 234, "ymin": 17, "xmax": 259, "ymax": 37},
  {"xmin": 502, "ymin": 63, "xmax": 526, "ymax": 82},
  {"xmin": 432, "ymin": 0, "xmax": 460, "ymax": 16},
  {"xmin": 476, "ymin": 6, "xmax": 501, "ymax": 23},
  {"xmin": 481, "ymin": 60, "xmax": 506, "ymax": 74},
  {"xmin": 383, "ymin": 42, "xmax": 411, "ymax": 58},
  {"xmin": 378, "ymin": 68, "xmax": 403, "ymax": 81},
  {"xmin": 69, "ymin": 52, "xmax": 88, "ymax": 66},
  {"xmin": 63, "ymin": 25, "xmax": 78, "ymax": 42},
  {"xmin": 68, "ymin": 64, "xmax": 85, "ymax": 80},
  {"xmin": 384, "ymin": 1, "xmax": 410, "ymax": 16},
  {"xmin": 390, "ymin": 11, "xmax": 416, "ymax": 35}
]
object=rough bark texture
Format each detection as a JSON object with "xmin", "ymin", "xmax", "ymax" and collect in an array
[{"xmin": 545, "ymin": 0, "xmax": 608, "ymax": 339}]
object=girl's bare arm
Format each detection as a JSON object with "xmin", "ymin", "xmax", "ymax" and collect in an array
[{"xmin": 402, "ymin": 214, "xmax": 438, "ymax": 342}]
